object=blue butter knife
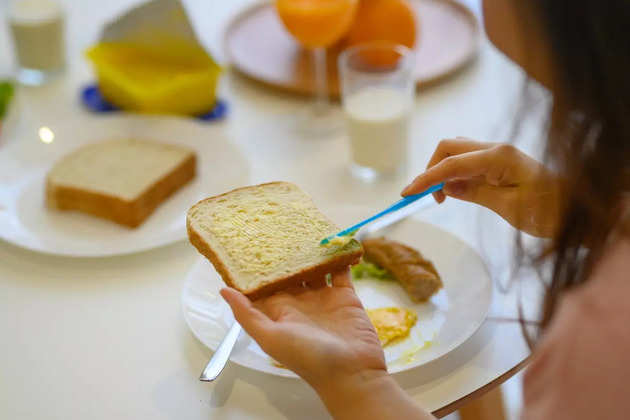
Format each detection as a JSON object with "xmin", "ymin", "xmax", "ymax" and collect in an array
[{"xmin": 320, "ymin": 183, "xmax": 444, "ymax": 246}]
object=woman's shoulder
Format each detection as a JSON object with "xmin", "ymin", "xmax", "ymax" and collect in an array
[
  {"xmin": 580, "ymin": 235, "xmax": 630, "ymax": 309},
  {"xmin": 521, "ymin": 238, "xmax": 630, "ymax": 420}
]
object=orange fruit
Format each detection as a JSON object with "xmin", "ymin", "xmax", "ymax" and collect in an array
[
  {"xmin": 343, "ymin": 0, "xmax": 417, "ymax": 49},
  {"xmin": 276, "ymin": 0, "xmax": 359, "ymax": 48}
]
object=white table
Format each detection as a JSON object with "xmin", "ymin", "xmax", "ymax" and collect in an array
[{"xmin": 0, "ymin": 1, "xmax": 545, "ymax": 418}]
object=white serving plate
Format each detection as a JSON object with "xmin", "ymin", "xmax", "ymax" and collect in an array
[
  {"xmin": 182, "ymin": 218, "xmax": 492, "ymax": 378},
  {"xmin": 0, "ymin": 114, "xmax": 250, "ymax": 257}
]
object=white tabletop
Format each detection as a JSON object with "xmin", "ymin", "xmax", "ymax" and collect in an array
[{"xmin": 0, "ymin": 0, "xmax": 544, "ymax": 418}]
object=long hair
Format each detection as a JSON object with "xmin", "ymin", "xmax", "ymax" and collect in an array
[{"xmin": 520, "ymin": 2, "xmax": 630, "ymax": 333}]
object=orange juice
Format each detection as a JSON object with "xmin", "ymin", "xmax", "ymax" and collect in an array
[{"xmin": 276, "ymin": 0, "xmax": 358, "ymax": 48}]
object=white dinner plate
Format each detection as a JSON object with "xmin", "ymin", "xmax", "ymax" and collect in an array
[
  {"xmin": 0, "ymin": 114, "xmax": 250, "ymax": 257},
  {"xmin": 182, "ymin": 218, "xmax": 492, "ymax": 378}
]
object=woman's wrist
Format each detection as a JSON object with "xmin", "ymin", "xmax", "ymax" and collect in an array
[
  {"xmin": 313, "ymin": 368, "xmax": 433, "ymax": 420},
  {"xmin": 314, "ymin": 369, "xmax": 393, "ymax": 418}
]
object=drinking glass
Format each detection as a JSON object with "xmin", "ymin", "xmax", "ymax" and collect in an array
[
  {"xmin": 338, "ymin": 43, "xmax": 415, "ymax": 181},
  {"xmin": 276, "ymin": 0, "xmax": 358, "ymax": 137},
  {"xmin": 8, "ymin": 0, "xmax": 66, "ymax": 85}
]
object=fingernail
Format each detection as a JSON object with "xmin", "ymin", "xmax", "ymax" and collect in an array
[{"xmin": 444, "ymin": 181, "xmax": 466, "ymax": 197}]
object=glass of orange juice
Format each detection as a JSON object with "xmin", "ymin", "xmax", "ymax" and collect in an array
[{"xmin": 276, "ymin": 0, "xmax": 358, "ymax": 136}]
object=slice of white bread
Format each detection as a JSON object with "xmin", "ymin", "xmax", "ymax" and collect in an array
[
  {"xmin": 46, "ymin": 138, "xmax": 196, "ymax": 228},
  {"xmin": 187, "ymin": 182, "xmax": 363, "ymax": 299}
]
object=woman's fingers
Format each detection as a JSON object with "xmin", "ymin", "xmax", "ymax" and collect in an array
[
  {"xmin": 403, "ymin": 138, "xmax": 495, "ymax": 198},
  {"xmin": 220, "ymin": 287, "xmax": 275, "ymax": 342},
  {"xmin": 331, "ymin": 269, "xmax": 353, "ymax": 289},
  {"xmin": 442, "ymin": 180, "xmax": 470, "ymax": 198},
  {"xmin": 402, "ymin": 149, "xmax": 495, "ymax": 196},
  {"xmin": 443, "ymin": 178, "xmax": 510, "ymax": 210},
  {"xmin": 429, "ymin": 139, "xmax": 494, "ymax": 202},
  {"xmin": 402, "ymin": 143, "xmax": 519, "ymax": 197},
  {"xmin": 426, "ymin": 138, "xmax": 494, "ymax": 170}
]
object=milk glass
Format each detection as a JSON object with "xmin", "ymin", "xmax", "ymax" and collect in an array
[
  {"xmin": 8, "ymin": 0, "xmax": 66, "ymax": 85},
  {"xmin": 338, "ymin": 43, "xmax": 415, "ymax": 181}
]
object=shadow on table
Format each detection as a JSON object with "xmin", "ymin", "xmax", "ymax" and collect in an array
[{"xmin": 176, "ymin": 326, "xmax": 329, "ymax": 419}]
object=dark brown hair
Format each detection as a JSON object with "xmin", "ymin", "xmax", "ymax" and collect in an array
[{"xmin": 520, "ymin": 2, "xmax": 630, "ymax": 336}]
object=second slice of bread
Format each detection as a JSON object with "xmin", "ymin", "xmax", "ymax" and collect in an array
[
  {"xmin": 187, "ymin": 182, "xmax": 363, "ymax": 299},
  {"xmin": 46, "ymin": 138, "xmax": 196, "ymax": 228}
]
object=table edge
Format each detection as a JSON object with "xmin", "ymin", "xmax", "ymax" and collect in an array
[{"xmin": 432, "ymin": 357, "xmax": 530, "ymax": 418}]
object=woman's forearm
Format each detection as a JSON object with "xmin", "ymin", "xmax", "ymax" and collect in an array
[{"xmin": 315, "ymin": 369, "xmax": 435, "ymax": 420}]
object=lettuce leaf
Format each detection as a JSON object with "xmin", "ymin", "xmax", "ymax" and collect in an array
[
  {"xmin": 351, "ymin": 261, "xmax": 393, "ymax": 281},
  {"xmin": 0, "ymin": 81, "xmax": 15, "ymax": 119}
]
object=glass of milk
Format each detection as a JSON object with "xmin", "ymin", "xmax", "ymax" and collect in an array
[
  {"xmin": 8, "ymin": 0, "xmax": 66, "ymax": 85},
  {"xmin": 338, "ymin": 43, "xmax": 415, "ymax": 181}
]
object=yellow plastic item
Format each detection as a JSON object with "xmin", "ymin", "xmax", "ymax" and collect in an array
[{"xmin": 86, "ymin": 42, "xmax": 222, "ymax": 116}]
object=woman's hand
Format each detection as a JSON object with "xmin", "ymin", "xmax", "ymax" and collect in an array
[
  {"xmin": 402, "ymin": 138, "xmax": 564, "ymax": 238},
  {"xmin": 221, "ymin": 271, "xmax": 385, "ymax": 389},
  {"xmin": 221, "ymin": 271, "xmax": 433, "ymax": 420}
]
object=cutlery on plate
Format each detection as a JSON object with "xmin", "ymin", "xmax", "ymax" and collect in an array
[
  {"xmin": 199, "ymin": 322, "xmax": 242, "ymax": 382},
  {"xmin": 320, "ymin": 183, "xmax": 444, "ymax": 245}
]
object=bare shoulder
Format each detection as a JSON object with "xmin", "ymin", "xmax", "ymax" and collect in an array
[
  {"xmin": 578, "ymin": 236, "xmax": 630, "ymax": 316},
  {"xmin": 521, "ymin": 238, "xmax": 630, "ymax": 420},
  {"xmin": 590, "ymin": 236, "xmax": 630, "ymax": 284}
]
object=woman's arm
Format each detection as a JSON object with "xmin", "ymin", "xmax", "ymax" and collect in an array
[{"xmin": 317, "ymin": 369, "xmax": 434, "ymax": 420}]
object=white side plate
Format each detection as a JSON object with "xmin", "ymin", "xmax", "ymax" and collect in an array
[
  {"xmin": 182, "ymin": 218, "xmax": 492, "ymax": 378},
  {"xmin": 0, "ymin": 114, "xmax": 250, "ymax": 257}
]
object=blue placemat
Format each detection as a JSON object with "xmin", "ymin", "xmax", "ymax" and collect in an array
[{"xmin": 81, "ymin": 84, "xmax": 228, "ymax": 121}]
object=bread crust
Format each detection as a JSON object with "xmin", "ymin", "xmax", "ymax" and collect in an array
[
  {"xmin": 190, "ymin": 181, "xmax": 297, "ymax": 205},
  {"xmin": 187, "ymin": 182, "xmax": 363, "ymax": 300},
  {"xmin": 47, "ymin": 153, "xmax": 196, "ymax": 228}
]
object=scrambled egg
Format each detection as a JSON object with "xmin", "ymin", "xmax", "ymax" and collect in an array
[{"xmin": 367, "ymin": 307, "xmax": 418, "ymax": 347}]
